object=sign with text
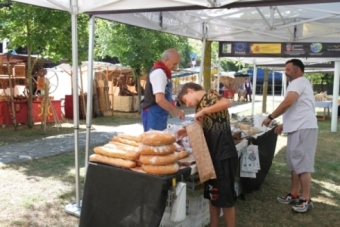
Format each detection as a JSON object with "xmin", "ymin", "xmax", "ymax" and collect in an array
[{"xmin": 219, "ymin": 42, "xmax": 340, "ymax": 58}]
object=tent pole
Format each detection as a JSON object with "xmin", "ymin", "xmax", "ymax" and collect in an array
[
  {"xmin": 199, "ymin": 38, "xmax": 206, "ymax": 85},
  {"xmin": 272, "ymin": 68, "xmax": 275, "ymax": 111},
  {"xmin": 251, "ymin": 61, "xmax": 257, "ymax": 116},
  {"xmin": 199, "ymin": 22, "xmax": 208, "ymax": 86},
  {"xmin": 331, "ymin": 61, "xmax": 339, "ymax": 133},
  {"xmin": 283, "ymin": 71, "xmax": 287, "ymax": 96},
  {"xmin": 85, "ymin": 15, "xmax": 95, "ymax": 172},
  {"xmin": 65, "ymin": 0, "xmax": 81, "ymax": 217},
  {"xmin": 217, "ymin": 58, "xmax": 221, "ymax": 91}
]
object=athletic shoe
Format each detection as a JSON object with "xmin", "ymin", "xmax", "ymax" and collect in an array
[
  {"xmin": 292, "ymin": 199, "xmax": 314, "ymax": 213},
  {"xmin": 277, "ymin": 193, "xmax": 299, "ymax": 205}
]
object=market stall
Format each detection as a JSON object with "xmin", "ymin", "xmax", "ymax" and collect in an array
[{"xmin": 79, "ymin": 121, "xmax": 278, "ymax": 227}]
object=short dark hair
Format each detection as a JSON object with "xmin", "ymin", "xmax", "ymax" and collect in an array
[
  {"xmin": 177, "ymin": 82, "xmax": 203, "ymax": 106},
  {"xmin": 286, "ymin": 59, "xmax": 304, "ymax": 73}
]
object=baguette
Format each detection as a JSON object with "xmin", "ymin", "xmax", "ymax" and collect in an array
[
  {"xmin": 108, "ymin": 141, "xmax": 140, "ymax": 153},
  {"xmin": 140, "ymin": 130, "xmax": 176, "ymax": 146},
  {"xmin": 138, "ymin": 143, "xmax": 176, "ymax": 155},
  {"xmin": 142, "ymin": 163, "xmax": 179, "ymax": 175},
  {"xmin": 116, "ymin": 134, "xmax": 140, "ymax": 143},
  {"xmin": 112, "ymin": 136, "xmax": 139, "ymax": 147},
  {"xmin": 139, "ymin": 153, "xmax": 178, "ymax": 166},
  {"xmin": 89, "ymin": 154, "xmax": 136, "ymax": 168},
  {"xmin": 94, "ymin": 145, "xmax": 139, "ymax": 161}
]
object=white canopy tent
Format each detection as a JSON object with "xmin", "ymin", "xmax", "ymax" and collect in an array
[{"xmin": 11, "ymin": 0, "xmax": 340, "ymax": 216}]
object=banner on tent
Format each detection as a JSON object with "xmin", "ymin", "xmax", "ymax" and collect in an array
[{"xmin": 219, "ymin": 42, "xmax": 340, "ymax": 58}]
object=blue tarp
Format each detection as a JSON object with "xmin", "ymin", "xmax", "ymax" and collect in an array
[
  {"xmin": 172, "ymin": 71, "xmax": 196, "ymax": 78},
  {"xmin": 247, "ymin": 68, "xmax": 283, "ymax": 84}
]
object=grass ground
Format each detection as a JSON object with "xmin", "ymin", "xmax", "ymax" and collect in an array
[{"xmin": 0, "ymin": 103, "xmax": 339, "ymax": 227}]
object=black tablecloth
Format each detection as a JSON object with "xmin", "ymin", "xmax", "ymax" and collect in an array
[
  {"xmin": 240, "ymin": 127, "xmax": 278, "ymax": 193},
  {"xmin": 79, "ymin": 162, "xmax": 191, "ymax": 227}
]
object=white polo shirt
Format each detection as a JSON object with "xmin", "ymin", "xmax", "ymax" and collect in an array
[{"xmin": 283, "ymin": 77, "xmax": 318, "ymax": 133}]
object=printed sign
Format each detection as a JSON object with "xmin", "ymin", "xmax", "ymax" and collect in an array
[{"xmin": 219, "ymin": 41, "xmax": 340, "ymax": 58}]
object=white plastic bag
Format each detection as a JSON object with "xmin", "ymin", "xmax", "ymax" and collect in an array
[{"xmin": 170, "ymin": 182, "xmax": 187, "ymax": 222}]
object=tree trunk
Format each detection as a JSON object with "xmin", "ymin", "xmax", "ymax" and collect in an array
[
  {"xmin": 203, "ymin": 41, "xmax": 212, "ymax": 91},
  {"xmin": 262, "ymin": 68, "xmax": 269, "ymax": 113}
]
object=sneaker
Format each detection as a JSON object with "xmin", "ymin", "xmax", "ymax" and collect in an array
[
  {"xmin": 277, "ymin": 193, "xmax": 299, "ymax": 205},
  {"xmin": 292, "ymin": 199, "xmax": 314, "ymax": 213}
]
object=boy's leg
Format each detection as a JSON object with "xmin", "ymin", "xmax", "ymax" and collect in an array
[
  {"xmin": 222, "ymin": 206, "xmax": 235, "ymax": 227},
  {"xmin": 209, "ymin": 202, "xmax": 221, "ymax": 227}
]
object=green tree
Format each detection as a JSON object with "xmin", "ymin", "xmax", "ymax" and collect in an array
[
  {"xmin": 95, "ymin": 20, "xmax": 192, "ymax": 110},
  {"xmin": 0, "ymin": 3, "xmax": 88, "ymax": 127},
  {"xmin": 95, "ymin": 20, "xmax": 190, "ymax": 75}
]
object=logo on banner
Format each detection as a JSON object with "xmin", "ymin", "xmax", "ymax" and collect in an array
[
  {"xmin": 234, "ymin": 42, "xmax": 247, "ymax": 54},
  {"xmin": 286, "ymin": 43, "xmax": 292, "ymax": 51},
  {"xmin": 222, "ymin": 43, "xmax": 232, "ymax": 53},
  {"xmin": 310, "ymin": 43, "xmax": 322, "ymax": 53}
]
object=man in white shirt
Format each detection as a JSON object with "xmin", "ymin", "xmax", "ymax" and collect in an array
[
  {"xmin": 141, "ymin": 49, "xmax": 185, "ymax": 131},
  {"xmin": 262, "ymin": 59, "xmax": 318, "ymax": 213}
]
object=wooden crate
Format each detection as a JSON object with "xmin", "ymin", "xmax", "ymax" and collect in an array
[{"xmin": 113, "ymin": 95, "xmax": 138, "ymax": 112}]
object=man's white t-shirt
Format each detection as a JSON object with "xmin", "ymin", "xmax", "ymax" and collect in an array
[
  {"xmin": 283, "ymin": 77, "xmax": 318, "ymax": 133},
  {"xmin": 150, "ymin": 69, "xmax": 167, "ymax": 94}
]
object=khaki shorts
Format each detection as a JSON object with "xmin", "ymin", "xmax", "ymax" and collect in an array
[{"xmin": 286, "ymin": 128, "xmax": 318, "ymax": 174}]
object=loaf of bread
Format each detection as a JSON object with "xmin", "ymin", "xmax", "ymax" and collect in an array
[
  {"xmin": 116, "ymin": 134, "xmax": 140, "ymax": 143},
  {"xmin": 94, "ymin": 144, "xmax": 139, "ymax": 161},
  {"xmin": 89, "ymin": 154, "xmax": 136, "ymax": 168},
  {"xmin": 139, "ymin": 153, "xmax": 178, "ymax": 165},
  {"xmin": 142, "ymin": 163, "xmax": 179, "ymax": 175},
  {"xmin": 108, "ymin": 141, "xmax": 140, "ymax": 153},
  {"xmin": 112, "ymin": 136, "xmax": 139, "ymax": 147},
  {"xmin": 138, "ymin": 143, "xmax": 176, "ymax": 155},
  {"xmin": 238, "ymin": 123, "xmax": 251, "ymax": 130},
  {"xmin": 140, "ymin": 130, "xmax": 176, "ymax": 146},
  {"xmin": 176, "ymin": 150, "xmax": 189, "ymax": 160}
]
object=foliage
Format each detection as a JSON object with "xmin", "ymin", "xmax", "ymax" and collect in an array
[
  {"xmin": 0, "ymin": 3, "xmax": 89, "ymax": 63},
  {"xmin": 94, "ymin": 19, "xmax": 191, "ymax": 76},
  {"xmin": 0, "ymin": 3, "xmax": 89, "ymax": 127}
]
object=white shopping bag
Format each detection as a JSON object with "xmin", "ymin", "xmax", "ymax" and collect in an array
[
  {"xmin": 170, "ymin": 182, "xmax": 187, "ymax": 222},
  {"xmin": 246, "ymin": 144, "xmax": 260, "ymax": 172}
]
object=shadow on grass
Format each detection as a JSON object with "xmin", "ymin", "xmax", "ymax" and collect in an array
[{"xmin": 232, "ymin": 121, "xmax": 340, "ymax": 227}]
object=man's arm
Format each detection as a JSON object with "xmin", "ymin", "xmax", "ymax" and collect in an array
[
  {"xmin": 271, "ymin": 91, "xmax": 299, "ymax": 118},
  {"xmin": 262, "ymin": 91, "xmax": 299, "ymax": 126},
  {"xmin": 155, "ymin": 93, "xmax": 184, "ymax": 118}
]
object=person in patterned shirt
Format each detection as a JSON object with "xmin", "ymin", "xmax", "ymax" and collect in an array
[{"xmin": 177, "ymin": 82, "xmax": 238, "ymax": 227}]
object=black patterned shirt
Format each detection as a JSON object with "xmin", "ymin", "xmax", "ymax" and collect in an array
[{"xmin": 196, "ymin": 90, "xmax": 238, "ymax": 161}]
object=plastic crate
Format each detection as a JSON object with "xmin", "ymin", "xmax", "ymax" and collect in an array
[
  {"xmin": 160, "ymin": 211, "xmax": 190, "ymax": 227},
  {"xmin": 188, "ymin": 210, "xmax": 210, "ymax": 227},
  {"xmin": 186, "ymin": 193, "xmax": 209, "ymax": 215}
]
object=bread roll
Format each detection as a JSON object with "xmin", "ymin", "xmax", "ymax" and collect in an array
[
  {"xmin": 138, "ymin": 143, "xmax": 176, "ymax": 155},
  {"xmin": 140, "ymin": 130, "xmax": 176, "ymax": 146},
  {"xmin": 108, "ymin": 141, "xmax": 140, "ymax": 153},
  {"xmin": 139, "ymin": 153, "xmax": 178, "ymax": 165},
  {"xmin": 238, "ymin": 123, "xmax": 251, "ymax": 130},
  {"xmin": 112, "ymin": 136, "xmax": 139, "ymax": 147},
  {"xmin": 142, "ymin": 163, "xmax": 179, "ymax": 175},
  {"xmin": 94, "ymin": 145, "xmax": 139, "ymax": 161},
  {"xmin": 176, "ymin": 150, "xmax": 189, "ymax": 160},
  {"xmin": 90, "ymin": 154, "xmax": 136, "ymax": 168},
  {"xmin": 116, "ymin": 134, "xmax": 140, "ymax": 143}
]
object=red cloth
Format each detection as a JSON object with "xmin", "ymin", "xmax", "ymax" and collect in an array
[{"xmin": 152, "ymin": 61, "xmax": 171, "ymax": 79}]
